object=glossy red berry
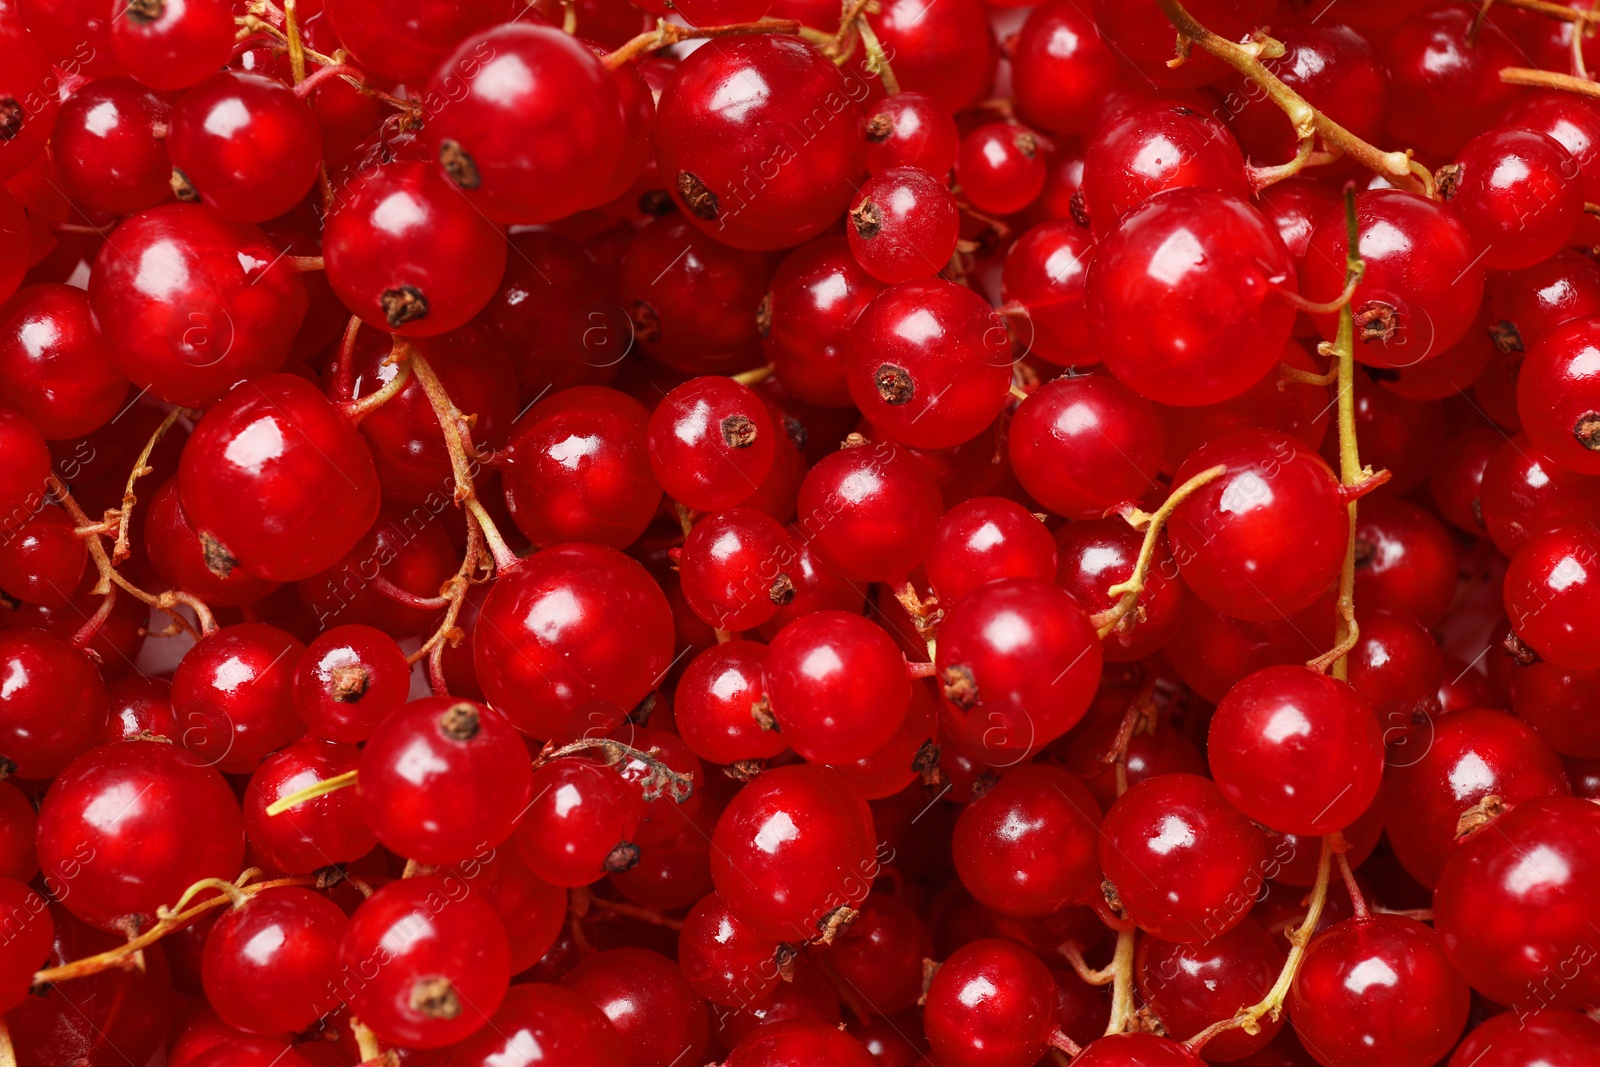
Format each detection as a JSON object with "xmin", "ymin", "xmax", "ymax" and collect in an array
[
  {"xmin": 1009, "ymin": 373, "xmax": 1164, "ymax": 519},
  {"xmin": 679, "ymin": 508, "xmax": 799, "ymax": 632},
  {"xmin": 50, "ymin": 77, "xmax": 172, "ymax": 215},
  {"xmin": 953, "ymin": 764, "xmax": 1101, "ymax": 918},
  {"xmin": 674, "ymin": 641, "xmax": 785, "ymax": 766},
  {"xmin": 1447, "ymin": 127, "xmax": 1583, "ymax": 270},
  {"xmin": 323, "ymin": 0, "xmax": 507, "ymax": 85},
  {"xmin": 1226, "ymin": 23, "xmax": 1389, "ymax": 167},
  {"xmin": 474, "ymin": 543, "xmax": 674, "ymax": 739},
  {"xmin": 1053, "ymin": 518, "xmax": 1185, "ymax": 664},
  {"xmin": 1491, "ymin": 249, "xmax": 1600, "ymax": 349},
  {"xmin": 443, "ymin": 981, "xmax": 629, "ymax": 1067},
  {"xmin": 0, "ymin": 32, "xmax": 60, "ymax": 183},
  {"xmin": 846, "ymin": 167, "xmax": 959, "ymax": 285},
  {"xmin": 823, "ymin": 892, "xmax": 932, "ymax": 1015},
  {"xmin": 1290, "ymin": 915, "xmax": 1470, "ymax": 1067},
  {"xmin": 1081, "ymin": 101, "xmax": 1249, "ymax": 236},
  {"xmin": 763, "ymin": 236, "xmax": 884, "ymax": 408},
  {"xmin": 516, "ymin": 756, "xmax": 645, "ymax": 887},
  {"xmin": 202, "ymin": 886, "xmax": 346, "ymax": 1034},
  {"xmin": 864, "ymin": 0, "xmax": 993, "ymax": 113},
  {"xmin": 0, "ymin": 877, "xmax": 51, "ymax": 1014},
  {"xmin": 925, "ymin": 496, "xmax": 1057, "ymax": 607},
  {"xmin": 501, "ymin": 386, "xmax": 661, "ymax": 550},
  {"xmin": 1209, "ymin": 665, "xmax": 1384, "ymax": 835},
  {"xmin": 678, "ymin": 891, "xmax": 786, "ymax": 1007},
  {"xmin": 244, "ymin": 737, "xmax": 375, "ymax": 875},
  {"xmin": 656, "ymin": 35, "xmax": 865, "ymax": 250},
  {"xmin": 1087, "ymin": 188, "xmax": 1296, "ymax": 406},
  {"xmin": 111, "ymin": 0, "xmax": 233, "ymax": 91},
  {"xmin": 1383, "ymin": 7, "xmax": 1525, "ymax": 160},
  {"xmin": 0, "ymin": 503, "xmax": 86, "ymax": 606},
  {"xmin": 441, "ymin": 845, "xmax": 568, "ymax": 974},
  {"xmin": 1519, "ymin": 316, "xmax": 1600, "ymax": 476},
  {"xmin": 709, "ymin": 764, "xmax": 877, "ymax": 942},
  {"xmin": 167, "ymin": 71, "xmax": 322, "ymax": 222},
  {"xmin": 88, "ymin": 204, "xmax": 308, "ymax": 407},
  {"xmin": 171, "ymin": 622, "xmax": 305, "ymax": 773},
  {"xmin": 795, "ymin": 438, "xmax": 943, "ymax": 582},
  {"xmin": 143, "ymin": 477, "xmax": 281, "ymax": 608},
  {"xmin": 647, "ymin": 376, "xmax": 777, "ymax": 512},
  {"xmin": 1352, "ymin": 498, "xmax": 1458, "ymax": 627},
  {"xmin": 923, "ymin": 938, "xmax": 1060, "ymax": 1067},
  {"xmin": 0, "ymin": 407, "xmax": 51, "ymax": 516},
  {"xmin": 1135, "ymin": 918, "xmax": 1286, "ymax": 1059},
  {"xmin": 1505, "ymin": 525, "xmax": 1600, "ymax": 670},
  {"xmin": 0, "ymin": 627, "xmax": 107, "ymax": 778},
  {"xmin": 324, "ymin": 160, "xmax": 507, "ymax": 337},
  {"xmin": 178, "ymin": 374, "xmax": 381, "ymax": 582},
  {"xmin": 766, "ymin": 610, "xmax": 910, "ymax": 764},
  {"xmin": 1446, "ymin": 1009, "xmax": 1600, "ymax": 1067},
  {"xmin": 862, "ymin": 91, "xmax": 959, "ymax": 176},
  {"xmin": 337, "ymin": 873, "xmax": 511, "ymax": 1048},
  {"xmin": 1010, "ymin": 0, "xmax": 1122, "ymax": 137},
  {"xmin": 37, "ymin": 739, "xmax": 245, "ymax": 932},
  {"xmin": 0, "ymin": 780, "xmax": 39, "ymax": 882},
  {"xmin": 1167, "ymin": 430, "xmax": 1349, "ymax": 622},
  {"xmin": 562, "ymin": 947, "xmax": 710, "ymax": 1067},
  {"xmin": 727, "ymin": 1019, "xmax": 876, "ymax": 1067},
  {"xmin": 956, "ymin": 123, "xmax": 1046, "ymax": 216},
  {"xmin": 360, "ymin": 698, "xmax": 533, "ymax": 865},
  {"xmin": 1099, "ymin": 772, "xmax": 1265, "ymax": 943},
  {"xmin": 1000, "ymin": 221, "xmax": 1094, "ymax": 367},
  {"xmin": 288, "ymin": 624, "xmax": 409, "ymax": 743},
  {"xmin": 1091, "ymin": 0, "xmax": 1271, "ymax": 88}
]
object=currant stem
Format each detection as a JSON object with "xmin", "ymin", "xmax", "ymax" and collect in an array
[
  {"xmin": 854, "ymin": 14, "xmax": 900, "ymax": 94},
  {"xmin": 603, "ymin": 18, "xmax": 803, "ymax": 69},
  {"xmin": 1101, "ymin": 927, "xmax": 1138, "ymax": 1036},
  {"xmin": 264, "ymin": 768, "xmax": 359, "ymax": 815},
  {"xmin": 535, "ymin": 738, "xmax": 697, "ymax": 803},
  {"xmin": 340, "ymin": 354, "xmax": 414, "ymax": 427},
  {"xmin": 113, "ymin": 406, "xmax": 187, "ymax": 564},
  {"xmin": 1336, "ymin": 850, "xmax": 1369, "ymax": 918},
  {"xmin": 1472, "ymin": 0, "xmax": 1600, "ymax": 22},
  {"xmin": 1246, "ymin": 131, "xmax": 1315, "ymax": 192},
  {"xmin": 1061, "ymin": 943, "xmax": 1118, "ymax": 986},
  {"xmin": 1154, "ymin": 0, "xmax": 1434, "ymax": 196},
  {"xmin": 1090, "ymin": 464, "xmax": 1227, "ymax": 639},
  {"xmin": 729, "ymin": 363, "xmax": 775, "ymax": 386},
  {"xmin": 1498, "ymin": 65, "xmax": 1600, "ymax": 98},
  {"xmin": 282, "ymin": 0, "xmax": 307, "ymax": 83},
  {"xmin": 570, "ymin": 885, "xmax": 685, "ymax": 931},
  {"xmin": 352, "ymin": 1020, "xmax": 385, "ymax": 1064}
]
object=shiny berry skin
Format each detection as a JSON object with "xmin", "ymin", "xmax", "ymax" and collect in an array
[
  {"xmin": 1480, "ymin": 435, "xmax": 1600, "ymax": 555},
  {"xmin": 0, "ymin": 32, "xmax": 59, "ymax": 182},
  {"xmin": 244, "ymin": 737, "xmax": 375, "ymax": 874},
  {"xmin": 647, "ymin": 376, "xmax": 776, "ymax": 512},
  {"xmin": 1383, "ymin": 7, "xmax": 1525, "ymax": 161},
  {"xmin": 0, "ymin": 189, "xmax": 27, "ymax": 304},
  {"xmin": 763, "ymin": 236, "xmax": 885, "ymax": 408},
  {"xmin": 144, "ymin": 477, "xmax": 280, "ymax": 608},
  {"xmin": 823, "ymin": 892, "xmax": 932, "ymax": 1015},
  {"xmin": 297, "ymin": 502, "xmax": 459, "ymax": 638},
  {"xmin": 1010, "ymin": 0, "xmax": 1122, "ymax": 137},
  {"xmin": 938, "ymin": 577, "xmax": 1103, "ymax": 756},
  {"xmin": 1492, "ymin": 249, "xmax": 1600, "ymax": 349},
  {"xmin": 1087, "ymin": 188, "xmax": 1297, "ymax": 406},
  {"xmin": 1501, "ymin": 93, "xmax": 1600, "ymax": 235},
  {"xmin": 795, "ymin": 439, "xmax": 942, "ymax": 582},
  {"xmin": 846, "ymin": 278, "xmax": 1011, "ymax": 449},
  {"xmin": 289, "ymin": 624, "xmax": 409, "ymax": 743},
  {"xmin": 1513, "ymin": 660, "xmax": 1600, "ymax": 758},
  {"xmin": 0, "ymin": 627, "xmax": 107, "ymax": 778},
  {"xmin": 88, "ymin": 204, "xmax": 308, "ymax": 407},
  {"xmin": 766, "ymin": 610, "xmax": 909, "ymax": 764},
  {"xmin": 1301, "ymin": 189, "xmax": 1485, "ymax": 369},
  {"xmin": 0, "ymin": 877, "xmax": 51, "ymax": 1014},
  {"xmin": 178, "ymin": 374, "xmax": 381, "ymax": 583},
  {"xmin": 953, "ymin": 764, "xmax": 1100, "ymax": 918},
  {"xmin": 1209, "ymin": 665, "xmax": 1384, "ymax": 835},
  {"xmin": 324, "ymin": 160, "xmax": 507, "ymax": 336},
  {"xmin": 1000, "ymin": 221, "xmax": 1094, "ymax": 367},
  {"xmin": 923, "ymin": 938, "xmax": 1059, "ymax": 1067},
  {"xmin": 474, "ymin": 543, "xmax": 674, "ymax": 740},
  {"xmin": 1099, "ymin": 772, "xmax": 1265, "ymax": 943},
  {"xmin": 727, "ymin": 1019, "xmax": 876, "ymax": 1067},
  {"xmin": 51, "ymin": 78, "xmax": 173, "ymax": 215},
  {"xmin": 1092, "ymin": 0, "xmax": 1270, "ymax": 88},
  {"xmin": 679, "ymin": 507, "xmax": 799, "ymax": 632},
  {"xmin": 1437, "ymin": 796, "xmax": 1600, "ymax": 1011},
  {"xmin": 1081, "ymin": 102, "xmax": 1249, "ymax": 237},
  {"xmin": 515, "ymin": 757, "xmax": 644, "ymax": 887},
  {"xmin": 1519, "ymin": 317, "xmax": 1600, "ymax": 476},
  {"xmin": 1505, "ymin": 525, "xmax": 1600, "ymax": 670},
  {"xmin": 441, "ymin": 846, "xmax": 567, "ymax": 974},
  {"xmin": 172, "ymin": 622, "xmax": 306, "ymax": 773},
  {"xmin": 677, "ymin": 891, "xmax": 785, "ymax": 1007},
  {"xmin": 1385, "ymin": 708, "xmax": 1570, "ymax": 888},
  {"xmin": 562, "ymin": 948, "xmax": 710, "ymax": 1067},
  {"xmin": 1167, "ymin": 430, "xmax": 1348, "ymax": 622},
  {"xmin": 0, "ymin": 406, "xmax": 50, "ymax": 515},
  {"xmin": 501, "ymin": 386, "xmax": 661, "ymax": 550},
  {"xmin": 656, "ymin": 35, "xmax": 865, "ymax": 251},
  {"xmin": 1072, "ymin": 1034, "xmax": 1199, "ymax": 1067},
  {"xmin": 167, "ymin": 71, "xmax": 321, "ymax": 222},
  {"xmin": 861, "ymin": 91, "xmax": 959, "ymax": 176},
  {"xmin": 0, "ymin": 504, "xmax": 85, "ymax": 605},
  {"xmin": 709, "ymin": 764, "xmax": 877, "ymax": 942},
  {"xmin": 1447, "ymin": 1009, "xmax": 1600, "ymax": 1067},
  {"xmin": 846, "ymin": 167, "xmax": 959, "ymax": 285},
  {"xmin": 446, "ymin": 982, "xmax": 629, "ymax": 1067},
  {"xmin": 1135, "ymin": 918, "xmax": 1285, "ymax": 1059},
  {"xmin": 0, "ymin": 780, "xmax": 39, "ymax": 882},
  {"xmin": 1290, "ymin": 915, "xmax": 1470, "ymax": 1067},
  {"xmin": 955, "ymin": 123, "xmax": 1046, "ymax": 217},
  {"xmin": 110, "ymin": 0, "xmax": 233, "ymax": 92},
  {"xmin": 864, "ymin": 0, "xmax": 993, "ymax": 114},
  {"xmin": 323, "ymin": 0, "xmax": 507, "ymax": 85},
  {"xmin": 1347, "ymin": 609, "xmax": 1443, "ymax": 718},
  {"xmin": 201, "ymin": 886, "xmax": 345, "ymax": 1034},
  {"xmin": 337, "ymin": 874, "xmax": 511, "ymax": 1048},
  {"xmin": 675, "ymin": 641, "xmax": 786, "ymax": 766},
  {"xmin": 1054, "ymin": 518, "xmax": 1186, "ymax": 664},
  {"xmin": 37, "ymin": 738, "xmax": 245, "ymax": 932},
  {"xmin": 1352, "ymin": 498, "xmax": 1458, "ymax": 627},
  {"xmin": 360, "ymin": 698, "xmax": 533, "ymax": 865},
  {"xmin": 1009, "ymin": 373, "xmax": 1164, "ymax": 519},
  {"xmin": 427, "ymin": 25, "xmax": 624, "ymax": 225},
  {"xmin": 925, "ymin": 496, "xmax": 1057, "ymax": 607},
  {"xmin": 1447, "ymin": 127, "xmax": 1583, "ymax": 270}
]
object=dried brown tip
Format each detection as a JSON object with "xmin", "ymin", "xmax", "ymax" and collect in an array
[
  {"xmin": 381, "ymin": 286, "xmax": 428, "ymax": 329},
  {"xmin": 815, "ymin": 905, "xmax": 858, "ymax": 945},
  {"xmin": 941, "ymin": 664, "xmax": 978, "ymax": 710},
  {"xmin": 439, "ymin": 702, "xmax": 480, "ymax": 741},
  {"xmin": 1014, "ymin": 131, "xmax": 1038, "ymax": 159},
  {"xmin": 169, "ymin": 169, "xmax": 199, "ymax": 203},
  {"xmin": 875, "ymin": 363, "xmax": 913, "ymax": 405},
  {"xmin": 438, "ymin": 139, "xmax": 480, "ymax": 189},
  {"xmin": 677, "ymin": 171, "xmax": 719, "ymax": 220},
  {"xmin": 1455, "ymin": 794, "xmax": 1506, "ymax": 841},
  {"xmin": 604, "ymin": 841, "xmax": 641, "ymax": 873},
  {"xmin": 1352, "ymin": 539, "xmax": 1376, "ymax": 568},
  {"xmin": 629, "ymin": 300, "xmax": 662, "ymax": 343},
  {"xmin": 200, "ymin": 532, "xmax": 237, "ymax": 579},
  {"xmin": 912, "ymin": 740, "xmax": 942, "ymax": 786},
  {"xmin": 1575, "ymin": 412, "xmax": 1600, "ymax": 452},
  {"xmin": 125, "ymin": 0, "xmax": 162, "ymax": 19},
  {"xmin": 751, "ymin": 697, "xmax": 779, "ymax": 733},
  {"xmin": 864, "ymin": 113, "xmax": 893, "ymax": 143},
  {"xmin": 721, "ymin": 414, "xmax": 758, "ymax": 449},
  {"xmin": 724, "ymin": 759, "xmax": 764, "ymax": 781},
  {"xmin": 768, "ymin": 572, "xmax": 796, "ymax": 606},
  {"xmin": 1434, "ymin": 163, "xmax": 1462, "ymax": 201},
  {"xmin": 1353, "ymin": 300, "xmax": 1399, "ymax": 344},
  {"xmin": 329, "ymin": 665, "xmax": 369, "ymax": 703},
  {"xmin": 756, "ymin": 291, "xmax": 773, "ymax": 339},
  {"xmin": 1502, "ymin": 630, "xmax": 1538, "ymax": 666},
  {"xmin": 409, "ymin": 976, "xmax": 462, "ymax": 1019},
  {"xmin": 774, "ymin": 943, "xmax": 798, "ymax": 981},
  {"xmin": 1488, "ymin": 320, "xmax": 1524, "ymax": 354},
  {"xmin": 850, "ymin": 198, "xmax": 882, "ymax": 239}
]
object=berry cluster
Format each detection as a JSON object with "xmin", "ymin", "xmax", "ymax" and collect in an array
[{"xmin": 0, "ymin": 0, "xmax": 1598, "ymax": 1065}]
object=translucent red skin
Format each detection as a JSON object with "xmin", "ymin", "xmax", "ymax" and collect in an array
[
  {"xmin": 1208, "ymin": 665, "xmax": 1384, "ymax": 836},
  {"xmin": 1383, "ymin": 8, "xmax": 1526, "ymax": 162},
  {"xmin": 0, "ymin": 627, "xmax": 107, "ymax": 778},
  {"xmin": 1446, "ymin": 1009, "xmax": 1600, "ymax": 1067},
  {"xmin": 0, "ymin": 29, "xmax": 60, "ymax": 182},
  {"xmin": 764, "ymin": 236, "xmax": 885, "ymax": 408},
  {"xmin": 1480, "ymin": 435, "xmax": 1600, "ymax": 555},
  {"xmin": 1087, "ymin": 188, "xmax": 1298, "ymax": 407},
  {"xmin": 1099, "ymin": 772, "xmax": 1266, "ymax": 943},
  {"xmin": 561, "ymin": 947, "xmax": 711, "ymax": 1067},
  {"xmin": 515, "ymin": 757, "xmax": 643, "ymax": 888},
  {"xmin": 647, "ymin": 376, "xmax": 777, "ymax": 511},
  {"xmin": 36, "ymin": 739, "xmax": 245, "ymax": 932},
  {"xmin": 0, "ymin": 877, "xmax": 52, "ymax": 1013},
  {"xmin": 167, "ymin": 72, "xmax": 322, "ymax": 222},
  {"xmin": 1347, "ymin": 609, "xmax": 1443, "ymax": 715},
  {"xmin": 677, "ymin": 891, "xmax": 784, "ymax": 1007},
  {"xmin": 290, "ymin": 624, "xmax": 410, "ymax": 743},
  {"xmin": 1154, "ymin": 340, "xmax": 1330, "ymax": 471},
  {"xmin": 795, "ymin": 439, "xmax": 942, "ymax": 582},
  {"xmin": 1352, "ymin": 499, "xmax": 1459, "ymax": 627},
  {"xmin": 0, "ymin": 781, "xmax": 38, "ymax": 882},
  {"xmin": 1501, "ymin": 93, "xmax": 1600, "ymax": 246},
  {"xmin": 1449, "ymin": 127, "xmax": 1583, "ymax": 270},
  {"xmin": 1136, "ymin": 918, "xmax": 1286, "ymax": 1059},
  {"xmin": 1009, "ymin": 373, "xmax": 1164, "ymax": 519},
  {"xmin": 727, "ymin": 1019, "xmax": 877, "ymax": 1067},
  {"xmin": 201, "ymin": 886, "xmax": 346, "ymax": 1034},
  {"xmin": 0, "ymin": 504, "xmax": 85, "ymax": 605},
  {"xmin": 1291, "ymin": 915, "xmax": 1469, "ymax": 1067},
  {"xmin": 171, "ymin": 623, "xmax": 307, "ymax": 773},
  {"xmin": 824, "ymin": 894, "xmax": 932, "ymax": 1015},
  {"xmin": 324, "ymin": 0, "xmax": 512, "ymax": 84},
  {"xmin": 87, "ymin": 204, "xmax": 307, "ymax": 407},
  {"xmin": 1519, "ymin": 316, "xmax": 1600, "ymax": 476},
  {"xmin": 1492, "ymin": 250, "xmax": 1600, "ymax": 349},
  {"xmin": 679, "ymin": 507, "xmax": 797, "ymax": 632},
  {"xmin": 1081, "ymin": 102, "xmax": 1250, "ymax": 238},
  {"xmin": 767, "ymin": 610, "xmax": 910, "ymax": 763},
  {"xmin": 296, "ymin": 504, "xmax": 458, "ymax": 638},
  {"xmin": 109, "ymin": 0, "xmax": 233, "ymax": 92},
  {"xmin": 244, "ymin": 738, "xmax": 375, "ymax": 874},
  {"xmin": 322, "ymin": 160, "xmax": 508, "ymax": 337},
  {"xmin": 0, "ymin": 406, "xmax": 51, "ymax": 516},
  {"xmin": 337, "ymin": 875, "xmax": 511, "ymax": 1049},
  {"xmin": 864, "ymin": 0, "xmax": 993, "ymax": 113},
  {"xmin": 926, "ymin": 496, "xmax": 1057, "ymax": 607},
  {"xmin": 861, "ymin": 92, "xmax": 960, "ymax": 176},
  {"xmin": 1073, "ymin": 1033, "xmax": 1200, "ymax": 1067},
  {"xmin": 1505, "ymin": 525, "xmax": 1600, "ymax": 670},
  {"xmin": 1091, "ymin": 0, "xmax": 1270, "ymax": 89},
  {"xmin": 439, "ymin": 846, "xmax": 568, "ymax": 974},
  {"xmin": 1513, "ymin": 660, "xmax": 1600, "ymax": 758},
  {"xmin": 656, "ymin": 35, "xmax": 864, "ymax": 251},
  {"xmin": 0, "ymin": 284, "xmax": 128, "ymax": 439},
  {"xmin": 846, "ymin": 167, "xmax": 959, "ymax": 285},
  {"xmin": 1001, "ymin": 220, "xmax": 1094, "ymax": 367},
  {"xmin": 709, "ymin": 764, "xmax": 878, "ymax": 942},
  {"xmin": 144, "ymin": 477, "xmax": 280, "ymax": 607},
  {"xmin": 1010, "ymin": 0, "xmax": 1123, "ymax": 137},
  {"xmin": 923, "ymin": 938, "xmax": 1058, "ymax": 1067},
  {"xmin": 178, "ymin": 374, "xmax": 381, "ymax": 582},
  {"xmin": 675, "ymin": 641, "xmax": 786, "ymax": 765},
  {"xmin": 955, "ymin": 123, "xmax": 1047, "ymax": 217},
  {"xmin": 953, "ymin": 764, "xmax": 1102, "ymax": 918}
]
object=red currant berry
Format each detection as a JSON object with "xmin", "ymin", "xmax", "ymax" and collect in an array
[
  {"xmin": 647, "ymin": 376, "xmax": 776, "ymax": 511},
  {"xmin": 323, "ymin": 0, "xmax": 509, "ymax": 85},
  {"xmin": 678, "ymin": 891, "xmax": 786, "ymax": 1007},
  {"xmin": 0, "ymin": 877, "xmax": 50, "ymax": 1013},
  {"xmin": 953, "ymin": 764, "xmax": 1101, "ymax": 918},
  {"xmin": 727, "ymin": 1019, "xmax": 877, "ymax": 1067},
  {"xmin": 1227, "ymin": 23, "xmax": 1389, "ymax": 167},
  {"xmin": 865, "ymin": 0, "xmax": 993, "ymax": 113},
  {"xmin": 516, "ymin": 756, "xmax": 645, "ymax": 887},
  {"xmin": 862, "ymin": 91, "xmax": 960, "ymax": 176},
  {"xmin": 846, "ymin": 167, "xmax": 959, "ymax": 285},
  {"xmin": 1054, "ymin": 518, "xmax": 1185, "ymax": 664},
  {"xmin": 1000, "ymin": 221, "xmax": 1094, "ymax": 367},
  {"xmin": 1446, "ymin": 1009, "xmax": 1600, "ymax": 1067},
  {"xmin": 766, "ymin": 610, "xmax": 910, "ymax": 764},
  {"xmin": 956, "ymin": 123, "xmax": 1047, "ymax": 217},
  {"xmin": 795, "ymin": 438, "xmax": 942, "ymax": 582},
  {"xmin": 1519, "ymin": 317, "xmax": 1600, "ymax": 476},
  {"xmin": 244, "ymin": 737, "xmax": 375, "ymax": 874},
  {"xmin": 678, "ymin": 507, "xmax": 799, "ymax": 633},
  {"xmin": 0, "ymin": 31, "xmax": 60, "ymax": 182},
  {"xmin": 143, "ymin": 477, "xmax": 281, "ymax": 608},
  {"xmin": 562, "ymin": 947, "xmax": 711, "ymax": 1067},
  {"xmin": 0, "ymin": 780, "xmax": 39, "ymax": 882},
  {"xmin": 1009, "ymin": 373, "xmax": 1164, "ymax": 519},
  {"xmin": 0, "ymin": 406, "xmax": 50, "ymax": 516},
  {"xmin": 110, "ymin": 0, "xmax": 233, "ymax": 92},
  {"xmin": 1010, "ymin": 0, "xmax": 1122, "ymax": 137},
  {"xmin": 1383, "ymin": 7, "xmax": 1525, "ymax": 160},
  {"xmin": 1091, "ymin": 0, "xmax": 1270, "ymax": 88},
  {"xmin": 1082, "ymin": 102, "xmax": 1249, "ymax": 236},
  {"xmin": 0, "ymin": 627, "xmax": 107, "ymax": 778},
  {"xmin": 923, "ymin": 937, "xmax": 1061, "ymax": 1067},
  {"xmin": 925, "ymin": 496, "xmax": 1057, "ymax": 607},
  {"xmin": 441, "ymin": 845, "xmax": 568, "ymax": 974},
  {"xmin": 0, "ymin": 503, "xmax": 86, "ymax": 606},
  {"xmin": 201, "ymin": 886, "xmax": 346, "ymax": 1034},
  {"xmin": 50, "ymin": 78, "xmax": 172, "ymax": 216},
  {"xmin": 1505, "ymin": 524, "xmax": 1600, "ymax": 670},
  {"xmin": 1481, "ymin": 434, "xmax": 1600, "ymax": 555},
  {"xmin": 1447, "ymin": 127, "xmax": 1583, "ymax": 270},
  {"xmin": 1352, "ymin": 498, "xmax": 1458, "ymax": 627},
  {"xmin": 1512, "ymin": 659, "xmax": 1600, "ymax": 758},
  {"xmin": 763, "ymin": 236, "xmax": 885, "ymax": 408},
  {"xmin": 1135, "ymin": 918, "xmax": 1286, "ymax": 1059},
  {"xmin": 290, "ymin": 624, "xmax": 409, "ymax": 743},
  {"xmin": 166, "ymin": 71, "xmax": 322, "ymax": 222},
  {"xmin": 171, "ymin": 622, "xmax": 306, "ymax": 773}
]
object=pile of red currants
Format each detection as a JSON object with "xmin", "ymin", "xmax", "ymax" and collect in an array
[{"xmin": 2, "ymin": 0, "xmax": 1600, "ymax": 1063}]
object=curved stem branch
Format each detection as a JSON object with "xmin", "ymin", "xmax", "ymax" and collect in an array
[
  {"xmin": 1102, "ymin": 928, "xmax": 1138, "ymax": 1036},
  {"xmin": 1499, "ymin": 65, "xmax": 1600, "ymax": 96},
  {"xmin": 604, "ymin": 18, "xmax": 802, "ymax": 68},
  {"xmin": 112, "ymin": 406, "xmax": 187, "ymax": 564},
  {"xmin": 535, "ymin": 737, "xmax": 696, "ymax": 803},
  {"xmin": 340, "ymin": 348, "xmax": 413, "ymax": 426}
]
